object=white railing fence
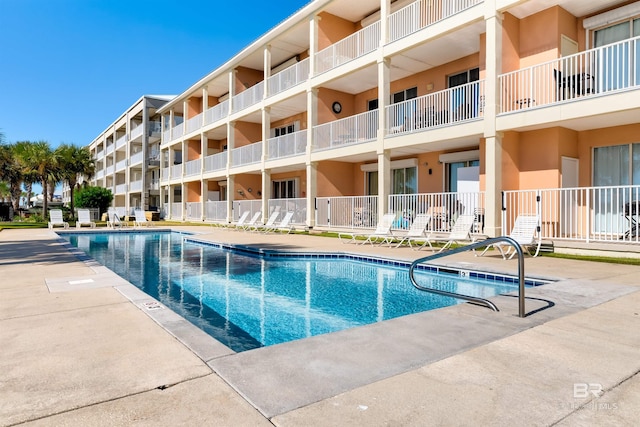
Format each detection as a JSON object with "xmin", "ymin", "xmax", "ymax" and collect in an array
[
  {"xmin": 503, "ymin": 185, "xmax": 640, "ymax": 244},
  {"xmin": 313, "ymin": 110, "xmax": 378, "ymax": 151},
  {"xmin": 315, "ymin": 21, "xmax": 381, "ymax": 74},
  {"xmin": 268, "ymin": 57, "xmax": 310, "ymax": 96},
  {"xmin": 499, "ymin": 35, "xmax": 640, "ymax": 113},
  {"xmin": 186, "ymin": 112, "xmax": 203, "ymax": 134},
  {"xmin": 170, "ymin": 164, "xmax": 182, "ymax": 179},
  {"xmin": 115, "ymin": 134, "xmax": 127, "ymax": 149},
  {"xmin": 160, "ymin": 167, "xmax": 170, "ymax": 182},
  {"xmin": 232, "ymin": 200, "xmax": 262, "ymax": 223},
  {"xmin": 130, "ymin": 180, "xmax": 143, "ymax": 192},
  {"xmin": 115, "ymin": 183, "xmax": 128, "ymax": 194},
  {"xmin": 232, "ymin": 81, "xmax": 265, "ymax": 113},
  {"xmin": 205, "ymin": 201, "xmax": 228, "ymax": 222},
  {"xmin": 204, "ymin": 152, "xmax": 227, "ymax": 172},
  {"xmin": 389, "ymin": 191, "xmax": 485, "ymax": 232},
  {"xmin": 315, "ymin": 196, "xmax": 379, "ymax": 229},
  {"xmin": 204, "ymin": 100, "xmax": 230, "ymax": 126},
  {"xmin": 171, "ymin": 122, "xmax": 183, "ymax": 141},
  {"xmin": 130, "ymin": 151, "xmax": 144, "ymax": 165},
  {"xmin": 130, "ymin": 125, "xmax": 144, "ymax": 141},
  {"xmin": 171, "ymin": 202, "xmax": 182, "ymax": 219},
  {"xmin": 231, "ymin": 142, "xmax": 262, "ymax": 167},
  {"xmin": 185, "ymin": 202, "xmax": 202, "ymax": 221},
  {"xmin": 185, "ymin": 158, "xmax": 202, "ymax": 177},
  {"xmin": 268, "ymin": 198, "xmax": 306, "ymax": 225},
  {"xmin": 386, "ymin": 80, "xmax": 484, "ymax": 135},
  {"xmin": 267, "ymin": 130, "xmax": 307, "ymax": 160}
]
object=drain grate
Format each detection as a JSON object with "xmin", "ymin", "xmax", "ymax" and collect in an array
[{"xmin": 142, "ymin": 301, "xmax": 164, "ymax": 311}]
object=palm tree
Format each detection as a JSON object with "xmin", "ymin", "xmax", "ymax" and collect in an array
[
  {"xmin": 22, "ymin": 141, "xmax": 56, "ymax": 215},
  {"xmin": 55, "ymin": 144, "xmax": 95, "ymax": 216},
  {"xmin": 0, "ymin": 143, "xmax": 23, "ymax": 211},
  {"xmin": 12, "ymin": 141, "xmax": 38, "ymax": 208}
]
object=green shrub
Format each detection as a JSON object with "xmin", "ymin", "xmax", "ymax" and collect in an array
[{"xmin": 75, "ymin": 186, "xmax": 113, "ymax": 215}]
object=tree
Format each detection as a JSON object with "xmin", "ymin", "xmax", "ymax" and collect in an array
[
  {"xmin": 21, "ymin": 141, "xmax": 56, "ymax": 215},
  {"xmin": 0, "ymin": 143, "xmax": 23, "ymax": 211},
  {"xmin": 12, "ymin": 141, "xmax": 38, "ymax": 208},
  {"xmin": 75, "ymin": 186, "xmax": 113, "ymax": 215},
  {"xmin": 55, "ymin": 144, "xmax": 95, "ymax": 216}
]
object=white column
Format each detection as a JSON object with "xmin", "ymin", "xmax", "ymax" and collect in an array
[
  {"xmin": 380, "ymin": 0, "xmax": 390, "ymax": 45},
  {"xmin": 264, "ymin": 45, "xmax": 271, "ymax": 98},
  {"xmin": 202, "ymin": 87, "xmax": 209, "ymax": 120},
  {"xmin": 309, "ymin": 15, "xmax": 319, "ymax": 75},
  {"xmin": 306, "ymin": 162, "xmax": 317, "ymax": 228},
  {"xmin": 228, "ymin": 70, "xmax": 236, "ymax": 113},
  {"xmin": 377, "ymin": 57, "xmax": 391, "ymax": 218},
  {"xmin": 261, "ymin": 169, "xmax": 271, "ymax": 224},
  {"xmin": 484, "ymin": 3, "xmax": 503, "ymax": 237},
  {"xmin": 262, "ymin": 107, "xmax": 270, "ymax": 162},
  {"xmin": 227, "ymin": 175, "xmax": 235, "ymax": 222},
  {"xmin": 378, "ymin": 150, "xmax": 391, "ymax": 216}
]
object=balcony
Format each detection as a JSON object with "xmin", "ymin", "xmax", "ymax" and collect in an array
[
  {"xmin": 231, "ymin": 142, "xmax": 262, "ymax": 167},
  {"xmin": 232, "ymin": 81, "xmax": 265, "ymax": 114},
  {"xmin": 387, "ymin": 0, "xmax": 482, "ymax": 43},
  {"xmin": 171, "ymin": 122, "xmax": 183, "ymax": 142},
  {"xmin": 130, "ymin": 125, "xmax": 144, "ymax": 141},
  {"xmin": 130, "ymin": 180, "xmax": 143, "ymax": 192},
  {"xmin": 267, "ymin": 57, "xmax": 310, "ymax": 97},
  {"xmin": 106, "ymin": 165, "xmax": 115, "ymax": 175},
  {"xmin": 315, "ymin": 21, "xmax": 380, "ymax": 75},
  {"xmin": 499, "ymin": 36, "xmax": 640, "ymax": 114},
  {"xmin": 185, "ymin": 202, "xmax": 202, "ymax": 221},
  {"xmin": 160, "ymin": 167, "xmax": 170, "ymax": 182},
  {"xmin": 170, "ymin": 164, "xmax": 183, "ymax": 179},
  {"xmin": 204, "ymin": 152, "xmax": 227, "ymax": 173},
  {"xmin": 149, "ymin": 179, "xmax": 160, "ymax": 191},
  {"xmin": 95, "ymin": 149, "xmax": 104, "ymax": 159},
  {"xmin": 184, "ymin": 158, "xmax": 202, "ymax": 177},
  {"xmin": 267, "ymin": 130, "xmax": 307, "ymax": 160},
  {"xmin": 115, "ymin": 134, "xmax": 127, "ymax": 150},
  {"xmin": 95, "ymin": 169, "xmax": 104, "ymax": 179},
  {"xmin": 313, "ymin": 110, "xmax": 378, "ymax": 152},
  {"xmin": 205, "ymin": 201, "xmax": 227, "ymax": 222},
  {"xmin": 115, "ymin": 183, "xmax": 128, "ymax": 194},
  {"xmin": 204, "ymin": 100, "xmax": 229, "ymax": 126},
  {"xmin": 162, "ymin": 129, "xmax": 170, "ymax": 144},
  {"xmin": 106, "ymin": 144, "xmax": 115, "ymax": 155},
  {"xmin": 386, "ymin": 80, "xmax": 485, "ymax": 136},
  {"xmin": 148, "ymin": 121, "xmax": 162, "ymax": 136},
  {"xmin": 115, "ymin": 158, "xmax": 128, "ymax": 172},
  {"xmin": 186, "ymin": 112, "xmax": 203, "ymax": 134},
  {"xmin": 130, "ymin": 151, "xmax": 144, "ymax": 166}
]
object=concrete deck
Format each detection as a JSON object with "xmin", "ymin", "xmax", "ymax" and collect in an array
[{"xmin": 1, "ymin": 227, "xmax": 638, "ymax": 426}]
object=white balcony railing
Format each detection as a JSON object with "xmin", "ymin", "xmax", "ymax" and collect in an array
[
  {"xmin": 162, "ymin": 130, "xmax": 170, "ymax": 144},
  {"xmin": 185, "ymin": 202, "xmax": 202, "ymax": 221},
  {"xmin": 268, "ymin": 198, "xmax": 307, "ymax": 225},
  {"xmin": 95, "ymin": 149, "xmax": 104, "ymax": 160},
  {"xmin": 184, "ymin": 158, "xmax": 202, "ymax": 177},
  {"xmin": 389, "ymin": 192, "xmax": 486, "ymax": 232},
  {"xmin": 386, "ymin": 80, "xmax": 485, "ymax": 135},
  {"xmin": 204, "ymin": 152, "xmax": 227, "ymax": 172},
  {"xmin": 499, "ymin": 35, "xmax": 640, "ymax": 113},
  {"xmin": 388, "ymin": 0, "xmax": 481, "ymax": 43},
  {"xmin": 160, "ymin": 167, "xmax": 170, "ymax": 182},
  {"xmin": 503, "ymin": 185, "xmax": 640, "ymax": 244},
  {"xmin": 95, "ymin": 169, "xmax": 104, "ymax": 179},
  {"xmin": 313, "ymin": 110, "xmax": 378, "ymax": 151},
  {"xmin": 115, "ymin": 158, "xmax": 128, "ymax": 172},
  {"xmin": 205, "ymin": 200, "xmax": 227, "ymax": 222},
  {"xmin": 130, "ymin": 125, "xmax": 144, "ymax": 141},
  {"xmin": 129, "ymin": 151, "xmax": 143, "ymax": 165},
  {"xmin": 232, "ymin": 81, "xmax": 264, "ymax": 113},
  {"xmin": 115, "ymin": 134, "xmax": 127, "ymax": 150},
  {"xmin": 171, "ymin": 122, "xmax": 183, "ymax": 141},
  {"xmin": 106, "ymin": 144, "xmax": 115, "ymax": 155},
  {"xmin": 186, "ymin": 112, "xmax": 203, "ymax": 134},
  {"xmin": 315, "ymin": 21, "xmax": 381, "ymax": 74},
  {"xmin": 267, "ymin": 57, "xmax": 310, "ymax": 96},
  {"xmin": 106, "ymin": 165, "xmax": 115, "ymax": 175},
  {"xmin": 315, "ymin": 196, "xmax": 379, "ymax": 229},
  {"xmin": 149, "ymin": 179, "xmax": 160, "ymax": 191},
  {"xmin": 267, "ymin": 129, "xmax": 307, "ymax": 160},
  {"xmin": 171, "ymin": 164, "xmax": 182, "ymax": 179},
  {"xmin": 115, "ymin": 183, "xmax": 128, "ymax": 194},
  {"xmin": 130, "ymin": 180, "xmax": 143, "ymax": 192},
  {"xmin": 204, "ymin": 100, "xmax": 229, "ymax": 126},
  {"xmin": 232, "ymin": 200, "xmax": 262, "ymax": 222},
  {"xmin": 231, "ymin": 142, "xmax": 262, "ymax": 167},
  {"xmin": 171, "ymin": 202, "xmax": 182, "ymax": 219}
]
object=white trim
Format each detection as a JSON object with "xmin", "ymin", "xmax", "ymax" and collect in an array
[
  {"xmin": 438, "ymin": 150, "xmax": 480, "ymax": 164},
  {"xmin": 360, "ymin": 158, "xmax": 418, "ymax": 172},
  {"xmin": 583, "ymin": 3, "xmax": 640, "ymax": 30}
]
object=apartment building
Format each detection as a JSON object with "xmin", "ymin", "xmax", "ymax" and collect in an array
[
  {"xmin": 158, "ymin": 0, "xmax": 640, "ymax": 246},
  {"xmin": 85, "ymin": 95, "xmax": 174, "ymax": 217}
]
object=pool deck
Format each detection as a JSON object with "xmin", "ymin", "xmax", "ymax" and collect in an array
[{"xmin": 1, "ymin": 226, "xmax": 639, "ymax": 426}]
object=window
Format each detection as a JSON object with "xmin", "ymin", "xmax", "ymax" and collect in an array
[
  {"xmin": 271, "ymin": 121, "xmax": 299, "ymax": 137},
  {"xmin": 367, "ymin": 99, "xmax": 378, "ymax": 111},
  {"xmin": 448, "ymin": 68, "xmax": 480, "ymax": 120},
  {"xmin": 593, "ymin": 17, "xmax": 640, "ymax": 91},
  {"xmin": 392, "ymin": 87, "xmax": 417, "ymax": 103},
  {"xmin": 272, "ymin": 179, "xmax": 297, "ymax": 199},
  {"xmin": 446, "ymin": 160, "xmax": 479, "ymax": 192},
  {"xmin": 365, "ymin": 166, "xmax": 417, "ymax": 195},
  {"xmin": 593, "ymin": 143, "xmax": 640, "ymax": 186}
]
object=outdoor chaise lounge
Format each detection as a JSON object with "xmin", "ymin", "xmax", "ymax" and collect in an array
[
  {"xmin": 107, "ymin": 210, "xmax": 126, "ymax": 229},
  {"xmin": 251, "ymin": 211, "xmax": 279, "ymax": 232},
  {"xmin": 338, "ymin": 213, "xmax": 397, "ymax": 245},
  {"xmin": 238, "ymin": 211, "xmax": 261, "ymax": 231},
  {"xmin": 411, "ymin": 214, "xmax": 476, "ymax": 252},
  {"xmin": 76, "ymin": 208, "xmax": 96, "ymax": 229},
  {"xmin": 478, "ymin": 214, "xmax": 541, "ymax": 259},
  {"xmin": 394, "ymin": 213, "xmax": 432, "ymax": 248},
  {"xmin": 48, "ymin": 209, "xmax": 69, "ymax": 229},
  {"xmin": 265, "ymin": 211, "xmax": 295, "ymax": 234},
  {"xmin": 134, "ymin": 209, "xmax": 153, "ymax": 228}
]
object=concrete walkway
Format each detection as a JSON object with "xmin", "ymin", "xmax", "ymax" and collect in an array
[{"xmin": 1, "ymin": 227, "xmax": 638, "ymax": 426}]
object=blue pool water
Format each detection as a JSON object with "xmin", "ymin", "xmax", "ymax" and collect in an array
[{"xmin": 63, "ymin": 231, "xmax": 524, "ymax": 352}]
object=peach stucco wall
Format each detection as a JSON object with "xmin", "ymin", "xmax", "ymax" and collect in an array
[
  {"xmin": 235, "ymin": 67, "xmax": 263, "ymax": 93},
  {"xmin": 187, "ymin": 97, "xmax": 202, "ymax": 118},
  {"xmin": 186, "ymin": 139, "xmax": 201, "ymax": 161},
  {"xmin": 317, "ymin": 12, "xmax": 358, "ymax": 50},
  {"xmin": 317, "ymin": 161, "xmax": 356, "ymax": 196},
  {"xmin": 234, "ymin": 175, "xmax": 262, "ymax": 200},
  {"xmin": 186, "ymin": 181, "xmax": 200, "ymax": 202},
  {"xmin": 234, "ymin": 121, "xmax": 261, "ymax": 147},
  {"xmin": 271, "ymin": 112, "xmax": 308, "ymax": 131},
  {"xmin": 317, "ymin": 88, "xmax": 355, "ymax": 123}
]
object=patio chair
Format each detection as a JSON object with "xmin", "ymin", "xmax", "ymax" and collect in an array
[
  {"xmin": 48, "ymin": 209, "xmax": 69, "ymax": 229},
  {"xmin": 107, "ymin": 210, "xmax": 126, "ymax": 229},
  {"xmin": 394, "ymin": 213, "xmax": 432, "ymax": 248},
  {"xmin": 271, "ymin": 211, "xmax": 296, "ymax": 234},
  {"xmin": 231, "ymin": 211, "xmax": 250, "ymax": 230},
  {"xmin": 338, "ymin": 213, "xmax": 397, "ymax": 245},
  {"xmin": 251, "ymin": 211, "xmax": 279, "ymax": 232},
  {"xmin": 479, "ymin": 214, "xmax": 541, "ymax": 259},
  {"xmin": 134, "ymin": 209, "xmax": 153, "ymax": 228},
  {"xmin": 415, "ymin": 214, "xmax": 476, "ymax": 252},
  {"xmin": 76, "ymin": 209, "xmax": 96, "ymax": 229},
  {"xmin": 239, "ymin": 211, "xmax": 261, "ymax": 231}
]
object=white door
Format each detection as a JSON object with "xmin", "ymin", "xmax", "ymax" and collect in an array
[{"xmin": 561, "ymin": 157, "xmax": 579, "ymax": 237}]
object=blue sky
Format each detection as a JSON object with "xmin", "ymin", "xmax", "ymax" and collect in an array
[{"xmin": 0, "ymin": 0, "xmax": 309, "ymax": 148}]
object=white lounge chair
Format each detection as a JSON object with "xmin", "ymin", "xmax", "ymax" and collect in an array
[
  {"xmin": 134, "ymin": 209, "xmax": 153, "ymax": 228},
  {"xmin": 338, "ymin": 213, "xmax": 397, "ymax": 245},
  {"xmin": 239, "ymin": 211, "xmax": 261, "ymax": 231},
  {"xmin": 231, "ymin": 211, "xmax": 250, "ymax": 229},
  {"xmin": 76, "ymin": 209, "xmax": 96, "ymax": 229},
  {"xmin": 252, "ymin": 211, "xmax": 279, "ymax": 233},
  {"xmin": 107, "ymin": 210, "xmax": 126, "ymax": 229},
  {"xmin": 48, "ymin": 209, "xmax": 69, "ymax": 229},
  {"xmin": 415, "ymin": 214, "xmax": 476, "ymax": 252},
  {"xmin": 480, "ymin": 214, "xmax": 541, "ymax": 259},
  {"xmin": 270, "ymin": 211, "xmax": 296, "ymax": 234},
  {"xmin": 394, "ymin": 213, "xmax": 432, "ymax": 248}
]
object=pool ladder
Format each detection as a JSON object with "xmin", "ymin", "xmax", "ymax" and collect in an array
[{"xmin": 408, "ymin": 236, "xmax": 526, "ymax": 318}]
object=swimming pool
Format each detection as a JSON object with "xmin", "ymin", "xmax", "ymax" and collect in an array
[{"xmin": 63, "ymin": 231, "xmax": 528, "ymax": 352}]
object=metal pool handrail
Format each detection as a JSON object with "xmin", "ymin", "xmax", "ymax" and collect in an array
[{"xmin": 408, "ymin": 236, "xmax": 526, "ymax": 318}]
